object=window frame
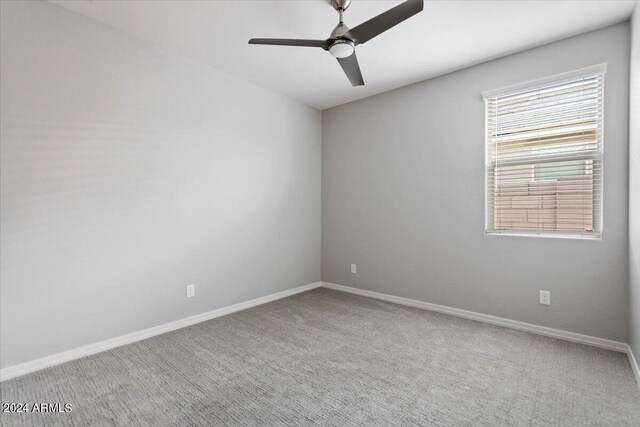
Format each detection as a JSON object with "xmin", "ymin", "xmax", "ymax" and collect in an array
[{"xmin": 482, "ymin": 64, "xmax": 606, "ymax": 240}]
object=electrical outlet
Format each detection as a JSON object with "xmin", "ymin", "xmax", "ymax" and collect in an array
[
  {"xmin": 351, "ymin": 264, "xmax": 357, "ymax": 274},
  {"xmin": 539, "ymin": 290, "xmax": 550, "ymax": 305},
  {"xmin": 187, "ymin": 284, "xmax": 195, "ymax": 298}
]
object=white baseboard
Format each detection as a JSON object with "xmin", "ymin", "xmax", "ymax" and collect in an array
[
  {"xmin": 321, "ymin": 282, "xmax": 628, "ymax": 353},
  {"xmin": 628, "ymin": 346, "xmax": 640, "ymax": 389},
  {"xmin": 0, "ymin": 281, "xmax": 322, "ymax": 382}
]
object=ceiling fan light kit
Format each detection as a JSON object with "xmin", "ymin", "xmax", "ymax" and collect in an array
[
  {"xmin": 329, "ymin": 40, "xmax": 355, "ymax": 58},
  {"xmin": 249, "ymin": 0, "xmax": 424, "ymax": 87}
]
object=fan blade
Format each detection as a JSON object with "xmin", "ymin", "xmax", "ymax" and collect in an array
[
  {"xmin": 344, "ymin": 0, "xmax": 423, "ymax": 45},
  {"xmin": 337, "ymin": 53, "xmax": 364, "ymax": 86},
  {"xmin": 249, "ymin": 38, "xmax": 329, "ymax": 50}
]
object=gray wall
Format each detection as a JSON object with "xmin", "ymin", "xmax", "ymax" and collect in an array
[
  {"xmin": 630, "ymin": 5, "xmax": 640, "ymax": 360},
  {"xmin": 0, "ymin": 1, "xmax": 321, "ymax": 368},
  {"xmin": 322, "ymin": 23, "xmax": 630, "ymax": 342}
]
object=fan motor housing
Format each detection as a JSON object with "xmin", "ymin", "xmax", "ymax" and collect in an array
[{"xmin": 330, "ymin": 22, "xmax": 350, "ymax": 39}]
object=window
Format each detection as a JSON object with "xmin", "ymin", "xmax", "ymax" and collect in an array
[{"xmin": 483, "ymin": 64, "xmax": 605, "ymax": 239}]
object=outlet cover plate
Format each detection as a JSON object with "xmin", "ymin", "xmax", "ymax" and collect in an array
[{"xmin": 539, "ymin": 290, "xmax": 550, "ymax": 305}]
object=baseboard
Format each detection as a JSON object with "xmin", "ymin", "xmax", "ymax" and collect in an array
[
  {"xmin": 628, "ymin": 345, "xmax": 640, "ymax": 388},
  {"xmin": 0, "ymin": 281, "xmax": 322, "ymax": 382},
  {"xmin": 321, "ymin": 282, "xmax": 628, "ymax": 353}
]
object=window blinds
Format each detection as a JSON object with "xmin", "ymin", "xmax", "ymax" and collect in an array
[{"xmin": 483, "ymin": 65, "xmax": 605, "ymax": 238}]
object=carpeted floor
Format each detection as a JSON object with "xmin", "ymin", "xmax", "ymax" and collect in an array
[{"xmin": 1, "ymin": 288, "xmax": 639, "ymax": 426}]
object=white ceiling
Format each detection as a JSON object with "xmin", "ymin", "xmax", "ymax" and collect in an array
[{"xmin": 50, "ymin": 0, "xmax": 635, "ymax": 110}]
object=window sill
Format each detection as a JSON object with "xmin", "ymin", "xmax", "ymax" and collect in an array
[{"xmin": 485, "ymin": 230, "xmax": 602, "ymax": 241}]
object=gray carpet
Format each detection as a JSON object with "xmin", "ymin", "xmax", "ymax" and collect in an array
[{"xmin": 1, "ymin": 288, "xmax": 639, "ymax": 426}]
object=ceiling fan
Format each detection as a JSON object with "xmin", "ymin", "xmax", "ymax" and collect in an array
[{"xmin": 249, "ymin": 0, "xmax": 424, "ymax": 87}]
